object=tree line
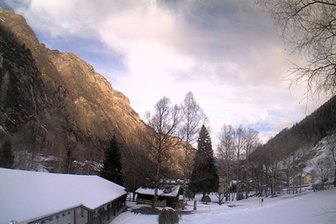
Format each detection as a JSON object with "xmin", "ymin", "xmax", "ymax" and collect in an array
[
  {"xmin": 216, "ymin": 125, "xmax": 261, "ymax": 201},
  {"xmin": 100, "ymin": 94, "xmax": 336, "ymax": 206},
  {"xmin": 99, "ymin": 91, "xmax": 262, "ymax": 205},
  {"xmin": 248, "ymin": 95, "xmax": 336, "ymax": 195},
  {"xmin": 100, "ymin": 91, "xmax": 208, "ymax": 206}
]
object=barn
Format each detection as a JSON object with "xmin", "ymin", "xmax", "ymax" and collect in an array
[{"xmin": 0, "ymin": 168, "xmax": 126, "ymax": 224}]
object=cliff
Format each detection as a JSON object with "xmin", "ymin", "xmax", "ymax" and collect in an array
[{"xmin": 0, "ymin": 9, "xmax": 186, "ymax": 183}]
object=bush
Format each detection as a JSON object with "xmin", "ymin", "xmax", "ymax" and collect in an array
[
  {"xmin": 201, "ymin": 195, "xmax": 211, "ymax": 204},
  {"xmin": 236, "ymin": 192, "xmax": 244, "ymax": 201},
  {"xmin": 0, "ymin": 140, "xmax": 14, "ymax": 168},
  {"xmin": 185, "ymin": 188, "xmax": 194, "ymax": 200},
  {"xmin": 158, "ymin": 209, "xmax": 179, "ymax": 224}
]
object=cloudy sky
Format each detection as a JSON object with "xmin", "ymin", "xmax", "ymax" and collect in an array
[{"xmin": 4, "ymin": 0, "xmax": 328, "ymax": 144}]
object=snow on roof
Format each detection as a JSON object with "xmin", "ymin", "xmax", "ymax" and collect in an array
[
  {"xmin": 135, "ymin": 185, "xmax": 180, "ymax": 197},
  {"xmin": 0, "ymin": 168, "xmax": 126, "ymax": 223}
]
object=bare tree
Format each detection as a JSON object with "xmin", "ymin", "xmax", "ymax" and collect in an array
[
  {"xmin": 217, "ymin": 125, "xmax": 260, "ymax": 200},
  {"xmin": 315, "ymin": 157, "xmax": 333, "ymax": 189},
  {"xmin": 257, "ymin": 0, "xmax": 336, "ymax": 95},
  {"xmin": 326, "ymin": 133, "xmax": 336, "ymax": 187},
  {"xmin": 332, "ymin": 145, "xmax": 336, "ymax": 187},
  {"xmin": 145, "ymin": 97, "xmax": 181, "ymax": 208},
  {"xmin": 179, "ymin": 91, "xmax": 206, "ymax": 203},
  {"xmin": 234, "ymin": 126, "xmax": 246, "ymax": 200},
  {"xmin": 217, "ymin": 124, "xmax": 235, "ymax": 201},
  {"xmin": 242, "ymin": 128, "xmax": 260, "ymax": 198},
  {"xmin": 244, "ymin": 128, "xmax": 260, "ymax": 158}
]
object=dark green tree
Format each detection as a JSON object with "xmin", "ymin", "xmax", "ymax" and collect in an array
[
  {"xmin": 189, "ymin": 125, "xmax": 219, "ymax": 195},
  {"xmin": 0, "ymin": 140, "xmax": 14, "ymax": 168},
  {"xmin": 100, "ymin": 136, "xmax": 122, "ymax": 185}
]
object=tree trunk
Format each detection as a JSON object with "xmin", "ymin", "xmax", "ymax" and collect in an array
[
  {"xmin": 182, "ymin": 141, "xmax": 189, "ymax": 205},
  {"xmin": 333, "ymin": 166, "xmax": 336, "ymax": 187},
  {"xmin": 132, "ymin": 191, "xmax": 136, "ymax": 202},
  {"xmin": 332, "ymin": 147, "xmax": 336, "ymax": 187},
  {"xmin": 152, "ymin": 162, "xmax": 160, "ymax": 208}
]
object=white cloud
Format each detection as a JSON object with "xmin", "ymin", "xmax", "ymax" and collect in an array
[{"xmin": 9, "ymin": 0, "xmax": 328, "ymax": 145}]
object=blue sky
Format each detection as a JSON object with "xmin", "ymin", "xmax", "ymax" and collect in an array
[{"xmin": 4, "ymin": 0, "xmax": 328, "ymax": 144}]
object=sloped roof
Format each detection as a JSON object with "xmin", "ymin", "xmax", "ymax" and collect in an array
[
  {"xmin": 135, "ymin": 185, "xmax": 180, "ymax": 198},
  {"xmin": 0, "ymin": 168, "xmax": 126, "ymax": 223}
]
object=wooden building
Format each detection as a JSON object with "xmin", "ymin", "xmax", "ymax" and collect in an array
[
  {"xmin": 135, "ymin": 185, "xmax": 181, "ymax": 208},
  {"xmin": 0, "ymin": 168, "xmax": 127, "ymax": 224}
]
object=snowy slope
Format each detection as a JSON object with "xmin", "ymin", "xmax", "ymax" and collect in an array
[
  {"xmin": 303, "ymin": 135, "xmax": 335, "ymax": 182},
  {"xmin": 111, "ymin": 189, "xmax": 336, "ymax": 224},
  {"xmin": 275, "ymin": 134, "xmax": 335, "ymax": 185},
  {"xmin": 0, "ymin": 168, "xmax": 126, "ymax": 223}
]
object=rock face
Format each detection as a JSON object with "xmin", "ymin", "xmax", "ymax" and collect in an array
[{"xmin": 0, "ymin": 9, "xmax": 187, "ymax": 180}]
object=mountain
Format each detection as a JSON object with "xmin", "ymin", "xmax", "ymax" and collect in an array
[
  {"xmin": 251, "ymin": 95, "xmax": 336, "ymax": 160},
  {"xmin": 249, "ymin": 95, "xmax": 336, "ymax": 190},
  {"xmin": 0, "ymin": 9, "xmax": 186, "ymax": 188}
]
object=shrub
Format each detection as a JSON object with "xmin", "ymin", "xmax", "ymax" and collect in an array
[
  {"xmin": 158, "ymin": 209, "xmax": 179, "ymax": 224},
  {"xmin": 236, "ymin": 192, "xmax": 244, "ymax": 201},
  {"xmin": 201, "ymin": 195, "xmax": 211, "ymax": 204},
  {"xmin": 185, "ymin": 188, "xmax": 194, "ymax": 200}
]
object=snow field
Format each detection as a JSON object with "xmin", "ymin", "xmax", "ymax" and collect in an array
[{"xmin": 111, "ymin": 189, "xmax": 336, "ymax": 224}]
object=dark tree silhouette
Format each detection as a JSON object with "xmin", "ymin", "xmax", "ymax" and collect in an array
[
  {"xmin": 100, "ymin": 136, "xmax": 122, "ymax": 185},
  {"xmin": 0, "ymin": 140, "xmax": 14, "ymax": 168},
  {"xmin": 189, "ymin": 125, "xmax": 219, "ymax": 195}
]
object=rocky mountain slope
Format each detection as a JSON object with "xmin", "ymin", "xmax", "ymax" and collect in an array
[{"xmin": 0, "ymin": 9, "xmax": 185, "ymax": 182}]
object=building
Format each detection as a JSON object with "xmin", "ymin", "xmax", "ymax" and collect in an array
[
  {"xmin": 0, "ymin": 168, "xmax": 127, "ymax": 224},
  {"xmin": 135, "ymin": 185, "xmax": 181, "ymax": 208},
  {"xmin": 303, "ymin": 173, "xmax": 314, "ymax": 185}
]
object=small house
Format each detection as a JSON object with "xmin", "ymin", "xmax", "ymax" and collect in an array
[
  {"xmin": 303, "ymin": 173, "xmax": 314, "ymax": 185},
  {"xmin": 135, "ymin": 185, "xmax": 181, "ymax": 208},
  {"xmin": 0, "ymin": 168, "xmax": 127, "ymax": 224}
]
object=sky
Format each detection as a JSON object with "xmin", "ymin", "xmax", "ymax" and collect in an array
[{"xmin": 3, "ymin": 0, "xmax": 329, "ymax": 144}]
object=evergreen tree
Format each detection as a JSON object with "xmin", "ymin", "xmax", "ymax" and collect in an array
[
  {"xmin": 0, "ymin": 140, "xmax": 14, "ymax": 168},
  {"xmin": 189, "ymin": 125, "xmax": 219, "ymax": 195},
  {"xmin": 100, "ymin": 136, "xmax": 122, "ymax": 185}
]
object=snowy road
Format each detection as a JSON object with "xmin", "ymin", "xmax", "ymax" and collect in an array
[{"xmin": 111, "ymin": 189, "xmax": 336, "ymax": 224}]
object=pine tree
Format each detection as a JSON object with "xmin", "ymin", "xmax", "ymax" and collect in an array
[
  {"xmin": 100, "ymin": 136, "xmax": 122, "ymax": 185},
  {"xmin": 189, "ymin": 125, "xmax": 219, "ymax": 195},
  {"xmin": 0, "ymin": 140, "xmax": 14, "ymax": 168}
]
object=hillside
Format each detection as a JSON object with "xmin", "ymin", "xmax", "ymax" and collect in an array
[
  {"xmin": 0, "ymin": 9, "xmax": 187, "ymax": 189},
  {"xmin": 257, "ymin": 95, "xmax": 336, "ymax": 158},
  {"xmin": 249, "ymin": 95, "xmax": 336, "ymax": 192}
]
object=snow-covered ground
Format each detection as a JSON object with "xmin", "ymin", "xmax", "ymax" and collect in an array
[{"xmin": 111, "ymin": 189, "xmax": 336, "ymax": 224}]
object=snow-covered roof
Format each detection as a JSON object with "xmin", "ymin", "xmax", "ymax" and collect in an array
[
  {"xmin": 0, "ymin": 168, "xmax": 126, "ymax": 223},
  {"xmin": 135, "ymin": 185, "xmax": 180, "ymax": 197}
]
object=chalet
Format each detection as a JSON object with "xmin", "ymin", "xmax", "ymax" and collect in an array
[
  {"xmin": 135, "ymin": 185, "xmax": 181, "ymax": 208},
  {"xmin": 0, "ymin": 168, "xmax": 127, "ymax": 224},
  {"xmin": 303, "ymin": 173, "xmax": 314, "ymax": 185}
]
